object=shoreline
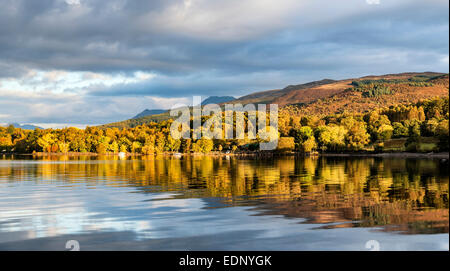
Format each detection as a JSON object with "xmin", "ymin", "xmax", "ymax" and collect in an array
[
  {"xmin": 3, "ymin": 151, "xmax": 449, "ymax": 159},
  {"xmin": 320, "ymin": 152, "xmax": 449, "ymax": 159}
]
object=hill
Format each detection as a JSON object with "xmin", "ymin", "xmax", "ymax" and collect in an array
[
  {"xmin": 132, "ymin": 109, "xmax": 167, "ymax": 119},
  {"xmin": 291, "ymin": 72, "xmax": 448, "ymax": 115},
  {"xmin": 202, "ymin": 96, "xmax": 235, "ymax": 105},
  {"xmin": 1, "ymin": 123, "xmax": 43, "ymax": 130},
  {"xmin": 231, "ymin": 79, "xmax": 337, "ymax": 105},
  {"xmin": 99, "ymin": 111, "xmax": 173, "ymax": 129},
  {"xmin": 99, "ymin": 72, "xmax": 449, "ymax": 128}
]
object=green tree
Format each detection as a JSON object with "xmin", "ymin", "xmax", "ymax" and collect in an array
[
  {"xmin": 365, "ymin": 111, "xmax": 392, "ymax": 141},
  {"xmin": 376, "ymin": 124, "xmax": 394, "ymax": 141},
  {"xmin": 392, "ymin": 122, "xmax": 408, "ymax": 138},
  {"xmin": 405, "ymin": 122, "xmax": 421, "ymax": 151}
]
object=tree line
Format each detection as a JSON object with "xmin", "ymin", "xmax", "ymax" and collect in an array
[{"xmin": 1, "ymin": 97, "xmax": 448, "ymax": 154}]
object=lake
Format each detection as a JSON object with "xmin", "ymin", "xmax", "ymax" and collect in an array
[{"xmin": 0, "ymin": 155, "xmax": 448, "ymax": 251}]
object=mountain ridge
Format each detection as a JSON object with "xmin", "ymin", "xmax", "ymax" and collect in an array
[
  {"xmin": 202, "ymin": 96, "xmax": 235, "ymax": 105},
  {"xmin": 132, "ymin": 109, "xmax": 167, "ymax": 119},
  {"xmin": 99, "ymin": 72, "xmax": 449, "ymax": 129},
  {"xmin": 0, "ymin": 123, "xmax": 44, "ymax": 130}
]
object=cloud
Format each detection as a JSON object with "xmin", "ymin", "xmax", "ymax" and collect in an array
[
  {"xmin": 0, "ymin": 0, "xmax": 448, "ymax": 125},
  {"xmin": 1, "ymin": 0, "xmax": 447, "ymax": 74},
  {"xmin": 0, "ymin": 87, "xmax": 188, "ymax": 125}
]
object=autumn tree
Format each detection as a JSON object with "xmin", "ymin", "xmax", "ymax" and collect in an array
[
  {"xmin": 166, "ymin": 135, "xmax": 181, "ymax": 152},
  {"xmin": 340, "ymin": 117, "xmax": 370, "ymax": 150},
  {"xmin": 315, "ymin": 125, "xmax": 347, "ymax": 151},
  {"xmin": 392, "ymin": 122, "xmax": 408, "ymax": 138},
  {"xmin": 277, "ymin": 137, "xmax": 295, "ymax": 152}
]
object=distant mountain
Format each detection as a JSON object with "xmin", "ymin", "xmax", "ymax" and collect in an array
[
  {"xmin": 202, "ymin": 96, "xmax": 235, "ymax": 105},
  {"xmin": 5, "ymin": 123, "xmax": 43, "ymax": 130},
  {"xmin": 99, "ymin": 72, "xmax": 449, "ymax": 129},
  {"xmin": 132, "ymin": 109, "xmax": 167, "ymax": 119},
  {"xmin": 130, "ymin": 97, "xmax": 235, "ymax": 120}
]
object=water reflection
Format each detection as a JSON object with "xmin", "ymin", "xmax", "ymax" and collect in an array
[{"xmin": 0, "ymin": 155, "xmax": 448, "ymax": 250}]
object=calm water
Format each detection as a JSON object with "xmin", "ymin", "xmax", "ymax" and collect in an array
[{"xmin": 0, "ymin": 155, "xmax": 448, "ymax": 251}]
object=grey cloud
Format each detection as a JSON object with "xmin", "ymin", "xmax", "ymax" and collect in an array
[
  {"xmin": 0, "ymin": 0, "xmax": 447, "ymax": 75},
  {"xmin": 0, "ymin": 91, "xmax": 183, "ymax": 124},
  {"xmin": 86, "ymin": 71, "xmax": 289, "ymax": 98},
  {"xmin": 0, "ymin": 0, "xmax": 448, "ymax": 125}
]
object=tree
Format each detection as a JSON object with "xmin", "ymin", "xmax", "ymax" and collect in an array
[
  {"xmin": 277, "ymin": 137, "xmax": 295, "ymax": 152},
  {"xmin": 119, "ymin": 144, "xmax": 128, "ymax": 153},
  {"xmin": 408, "ymin": 106, "xmax": 419, "ymax": 120},
  {"xmin": 418, "ymin": 107, "xmax": 426, "ymax": 121},
  {"xmin": 290, "ymin": 126, "xmax": 314, "ymax": 150},
  {"xmin": 109, "ymin": 140, "xmax": 119, "ymax": 153},
  {"xmin": 405, "ymin": 122, "xmax": 421, "ymax": 151},
  {"xmin": 192, "ymin": 138, "xmax": 214, "ymax": 153},
  {"xmin": 131, "ymin": 141, "xmax": 142, "ymax": 153},
  {"xmin": 392, "ymin": 122, "xmax": 408, "ymax": 138},
  {"xmin": 421, "ymin": 119, "xmax": 439, "ymax": 136},
  {"xmin": 58, "ymin": 142, "xmax": 69, "ymax": 153},
  {"xmin": 96, "ymin": 143, "xmax": 108, "ymax": 154},
  {"xmin": 376, "ymin": 124, "xmax": 394, "ymax": 141},
  {"xmin": 293, "ymin": 126, "xmax": 314, "ymax": 141},
  {"xmin": 119, "ymin": 137, "xmax": 131, "ymax": 152},
  {"xmin": 200, "ymin": 138, "xmax": 214, "ymax": 153},
  {"xmin": 436, "ymin": 120, "xmax": 449, "ymax": 151},
  {"xmin": 6, "ymin": 125, "xmax": 15, "ymax": 134},
  {"xmin": 365, "ymin": 111, "xmax": 392, "ymax": 141},
  {"xmin": 341, "ymin": 117, "xmax": 370, "ymax": 150},
  {"xmin": 316, "ymin": 125, "xmax": 347, "ymax": 151},
  {"xmin": 155, "ymin": 133, "xmax": 166, "ymax": 153},
  {"xmin": 37, "ymin": 133, "xmax": 56, "ymax": 152},
  {"xmin": 300, "ymin": 137, "xmax": 317, "ymax": 153},
  {"xmin": 180, "ymin": 139, "xmax": 191, "ymax": 153},
  {"xmin": 0, "ymin": 135, "xmax": 13, "ymax": 149},
  {"xmin": 166, "ymin": 135, "xmax": 181, "ymax": 152},
  {"xmin": 141, "ymin": 135, "xmax": 156, "ymax": 155}
]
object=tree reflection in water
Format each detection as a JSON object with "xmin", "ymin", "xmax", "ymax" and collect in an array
[{"xmin": 1, "ymin": 155, "xmax": 448, "ymax": 235}]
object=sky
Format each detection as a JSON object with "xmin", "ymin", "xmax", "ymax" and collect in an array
[{"xmin": 0, "ymin": 0, "xmax": 448, "ymax": 128}]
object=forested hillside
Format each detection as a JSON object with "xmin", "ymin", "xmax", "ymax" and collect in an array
[{"xmin": 100, "ymin": 72, "xmax": 448, "ymax": 129}]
